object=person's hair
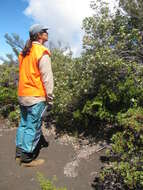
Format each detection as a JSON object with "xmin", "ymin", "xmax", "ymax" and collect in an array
[{"xmin": 21, "ymin": 34, "xmax": 38, "ymax": 57}]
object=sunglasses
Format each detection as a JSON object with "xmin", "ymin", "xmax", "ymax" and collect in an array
[{"xmin": 41, "ymin": 29, "xmax": 48, "ymax": 34}]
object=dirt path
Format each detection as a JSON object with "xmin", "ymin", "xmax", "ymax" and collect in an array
[{"xmin": 0, "ymin": 122, "xmax": 105, "ymax": 190}]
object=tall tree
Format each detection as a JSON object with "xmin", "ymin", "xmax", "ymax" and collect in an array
[
  {"xmin": 4, "ymin": 33, "xmax": 24, "ymax": 57},
  {"xmin": 0, "ymin": 33, "xmax": 25, "ymax": 64}
]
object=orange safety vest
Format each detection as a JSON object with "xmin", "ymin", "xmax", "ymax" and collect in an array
[{"xmin": 18, "ymin": 43, "xmax": 51, "ymax": 97}]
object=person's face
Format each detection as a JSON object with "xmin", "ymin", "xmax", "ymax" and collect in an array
[{"xmin": 38, "ymin": 30, "xmax": 48, "ymax": 44}]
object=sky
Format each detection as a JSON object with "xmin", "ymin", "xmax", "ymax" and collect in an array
[{"xmin": 0, "ymin": 0, "xmax": 118, "ymax": 61}]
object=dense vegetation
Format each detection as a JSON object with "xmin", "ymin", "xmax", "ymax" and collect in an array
[{"xmin": 0, "ymin": 0, "xmax": 143, "ymax": 189}]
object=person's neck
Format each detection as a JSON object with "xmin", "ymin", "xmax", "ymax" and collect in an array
[{"xmin": 37, "ymin": 39, "xmax": 44, "ymax": 45}]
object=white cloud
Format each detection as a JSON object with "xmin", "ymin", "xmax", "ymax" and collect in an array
[
  {"xmin": 0, "ymin": 60, "xmax": 3, "ymax": 65},
  {"xmin": 24, "ymin": 0, "xmax": 118, "ymax": 57}
]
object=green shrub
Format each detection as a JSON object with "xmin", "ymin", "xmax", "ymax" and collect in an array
[
  {"xmin": 37, "ymin": 173, "xmax": 67, "ymax": 190},
  {"xmin": 96, "ymin": 107, "xmax": 143, "ymax": 189},
  {"xmin": 0, "ymin": 63, "xmax": 19, "ymax": 124},
  {"xmin": 50, "ymin": 6, "xmax": 143, "ymax": 132}
]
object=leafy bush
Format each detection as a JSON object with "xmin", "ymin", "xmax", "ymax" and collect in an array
[
  {"xmin": 37, "ymin": 173, "xmax": 67, "ymax": 190},
  {"xmin": 50, "ymin": 1, "xmax": 143, "ymax": 137},
  {"xmin": 52, "ymin": 45, "xmax": 143, "ymax": 136},
  {"xmin": 94, "ymin": 108, "xmax": 143, "ymax": 189},
  {"xmin": 0, "ymin": 63, "xmax": 19, "ymax": 125},
  {"xmin": 82, "ymin": 2, "xmax": 143, "ymax": 189}
]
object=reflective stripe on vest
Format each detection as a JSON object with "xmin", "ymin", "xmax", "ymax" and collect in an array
[{"xmin": 18, "ymin": 43, "xmax": 51, "ymax": 97}]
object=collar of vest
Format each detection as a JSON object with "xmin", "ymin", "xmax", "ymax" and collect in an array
[
  {"xmin": 32, "ymin": 41, "xmax": 42, "ymax": 45},
  {"xmin": 32, "ymin": 41, "xmax": 51, "ymax": 56}
]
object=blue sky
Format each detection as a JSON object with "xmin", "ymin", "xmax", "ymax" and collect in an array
[
  {"xmin": 0, "ymin": 0, "xmax": 117, "ymax": 60},
  {"xmin": 0, "ymin": 0, "xmax": 33, "ymax": 59}
]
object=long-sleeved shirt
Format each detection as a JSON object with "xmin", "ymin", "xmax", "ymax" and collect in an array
[{"xmin": 18, "ymin": 48, "xmax": 54, "ymax": 106}]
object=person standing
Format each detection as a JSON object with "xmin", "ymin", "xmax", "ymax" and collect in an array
[{"xmin": 15, "ymin": 24, "xmax": 54, "ymax": 166}]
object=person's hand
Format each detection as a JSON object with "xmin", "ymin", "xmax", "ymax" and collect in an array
[{"xmin": 46, "ymin": 94, "xmax": 54, "ymax": 105}]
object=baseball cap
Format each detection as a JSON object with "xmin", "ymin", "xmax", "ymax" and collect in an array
[{"xmin": 29, "ymin": 24, "xmax": 49, "ymax": 36}]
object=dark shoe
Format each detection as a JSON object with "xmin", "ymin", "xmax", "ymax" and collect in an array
[
  {"xmin": 31, "ymin": 135, "xmax": 49, "ymax": 160},
  {"xmin": 21, "ymin": 152, "xmax": 34, "ymax": 163},
  {"xmin": 21, "ymin": 159, "xmax": 45, "ymax": 167}
]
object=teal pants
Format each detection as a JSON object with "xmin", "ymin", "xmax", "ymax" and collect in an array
[{"xmin": 16, "ymin": 101, "xmax": 46, "ymax": 153}]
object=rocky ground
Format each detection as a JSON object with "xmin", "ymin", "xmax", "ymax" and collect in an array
[{"xmin": 0, "ymin": 120, "xmax": 107, "ymax": 190}]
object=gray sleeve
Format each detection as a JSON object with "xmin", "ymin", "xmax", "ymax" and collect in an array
[{"xmin": 39, "ymin": 54, "xmax": 54, "ymax": 96}]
